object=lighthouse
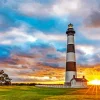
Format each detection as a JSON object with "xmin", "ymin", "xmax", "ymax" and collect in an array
[{"xmin": 65, "ymin": 23, "xmax": 77, "ymax": 86}]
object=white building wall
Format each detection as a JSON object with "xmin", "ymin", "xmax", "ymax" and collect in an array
[
  {"xmin": 71, "ymin": 80, "xmax": 87, "ymax": 88},
  {"xmin": 65, "ymin": 71, "xmax": 77, "ymax": 83}
]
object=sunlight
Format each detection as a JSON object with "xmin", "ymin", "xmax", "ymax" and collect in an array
[{"xmin": 89, "ymin": 79, "xmax": 100, "ymax": 85}]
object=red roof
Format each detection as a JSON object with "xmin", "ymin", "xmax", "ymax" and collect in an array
[{"xmin": 71, "ymin": 78, "xmax": 88, "ymax": 82}]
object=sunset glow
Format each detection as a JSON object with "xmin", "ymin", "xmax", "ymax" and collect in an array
[{"xmin": 88, "ymin": 79, "xmax": 100, "ymax": 85}]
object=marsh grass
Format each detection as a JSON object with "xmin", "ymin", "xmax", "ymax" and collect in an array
[{"xmin": 0, "ymin": 86, "xmax": 99, "ymax": 100}]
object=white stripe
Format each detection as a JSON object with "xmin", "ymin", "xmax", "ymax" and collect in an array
[
  {"xmin": 67, "ymin": 52, "xmax": 76, "ymax": 62},
  {"xmin": 67, "ymin": 35, "xmax": 74, "ymax": 44},
  {"xmin": 65, "ymin": 71, "xmax": 77, "ymax": 83}
]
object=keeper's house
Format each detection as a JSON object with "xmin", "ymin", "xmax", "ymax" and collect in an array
[{"xmin": 70, "ymin": 75, "xmax": 88, "ymax": 88}]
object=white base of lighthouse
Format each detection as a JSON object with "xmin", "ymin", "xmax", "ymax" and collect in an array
[{"xmin": 64, "ymin": 71, "xmax": 77, "ymax": 86}]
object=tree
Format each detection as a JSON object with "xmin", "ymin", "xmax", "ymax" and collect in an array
[{"xmin": 0, "ymin": 70, "xmax": 11, "ymax": 85}]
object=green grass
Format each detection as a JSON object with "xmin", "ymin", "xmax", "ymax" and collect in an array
[{"xmin": 0, "ymin": 86, "xmax": 100, "ymax": 100}]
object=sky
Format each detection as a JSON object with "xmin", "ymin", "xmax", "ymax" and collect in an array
[{"xmin": 0, "ymin": 0, "xmax": 100, "ymax": 83}]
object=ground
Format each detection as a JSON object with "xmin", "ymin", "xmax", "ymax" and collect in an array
[{"xmin": 0, "ymin": 86, "xmax": 100, "ymax": 100}]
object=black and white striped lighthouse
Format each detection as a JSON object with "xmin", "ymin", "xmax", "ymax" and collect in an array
[{"xmin": 65, "ymin": 23, "xmax": 77, "ymax": 86}]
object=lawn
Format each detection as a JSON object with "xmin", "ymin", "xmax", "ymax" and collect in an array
[{"xmin": 0, "ymin": 85, "xmax": 100, "ymax": 100}]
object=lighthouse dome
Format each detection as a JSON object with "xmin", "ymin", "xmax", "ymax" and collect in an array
[{"xmin": 68, "ymin": 23, "xmax": 73, "ymax": 28}]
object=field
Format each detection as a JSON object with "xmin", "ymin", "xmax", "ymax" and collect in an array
[{"xmin": 0, "ymin": 86, "xmax": 100, "ymax": 100}]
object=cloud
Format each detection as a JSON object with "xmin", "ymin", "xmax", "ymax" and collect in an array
[
  {"xmin": 16, "ymin": 0, "xmax": 97, "ymax": 18},
  {"xmin": 0, "ymin": 20, "xmax": 66, "ymax": 46},
  {"xmin": 76, "ymin": 45, "xmax": 100, "ymax": 65},
  {"xmin": 80, "ymin": 25, "xmax": 100, "ymax": 40},
  {"xmin": 0, "ymin": 25, "xmax": 37, "ymax": 45},
  {"xmin": 76, "ymin": 45, "xmax": 95, "ymax": 56},
  {"xmin": 78, "ymin": 1, "xmax": 100, "ymax": 40},
  {"xmin": 0, "ymin": 0, "xmax": 96, "ymax": 18},
  {"xmin": 18, "ymin": 2, "xmax": 52, "ymax": 17},
  {"xmin": 17, "ymin": 0, "xmax": 87, "ymax": 18},
  {"xmin": 0, "ymin": 43, "xmax": 99, "ymax": 82},
  {"xmin": 84, "ymin": 11, "xmax": 100, "ymax": 28},
  {"xmin": 34, "ymin": 31, "xmax": 66, "ymax": 41},
  {"xmin": 0, "ymin": 20, "xmax": 66, "ymax": 63},
  {"xmin": 0, "ymin": 53, "xmax": 64, "ymax": 82}
]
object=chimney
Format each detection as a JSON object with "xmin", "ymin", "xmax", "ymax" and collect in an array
[
  {"xmin": 73, "ymin": 75, "xmax": 75, "ymax": 79},
  {"xmin": 83, "ymin": 76, "xmax": 85, "ymax": 79}
]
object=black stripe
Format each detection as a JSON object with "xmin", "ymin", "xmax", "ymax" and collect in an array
[
  {"xmin": 67, "ymin": 44, "xmax": 75, "ymax": 53},
  {"xmin": 67, "ymin": 33, "xmax": 74, "ymax": 36},
  {"xmin": 66, "ymin": 62, "xmax": 76, "ymax": 71},
  {"xmin": 66, "ymin": 28, "xmax": 75, "ymax": 35}
]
